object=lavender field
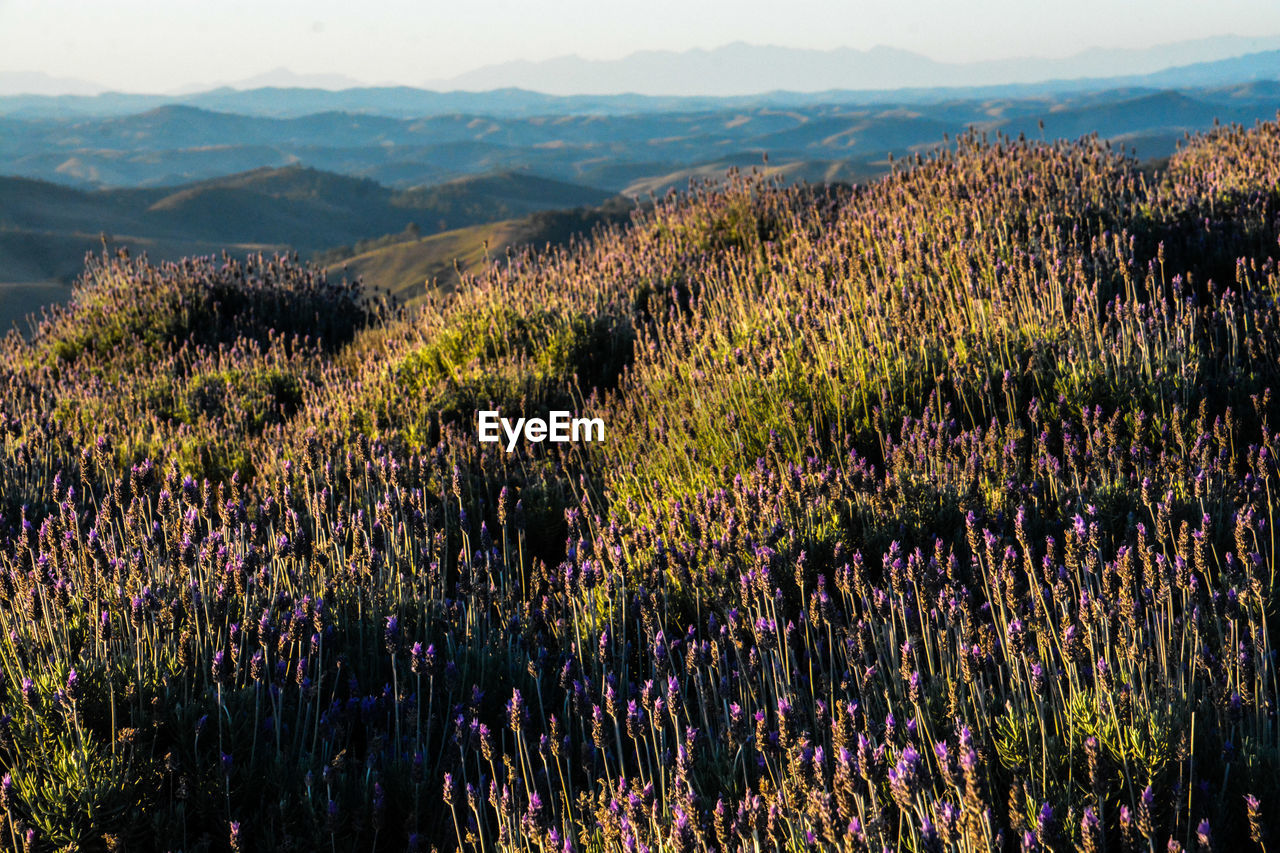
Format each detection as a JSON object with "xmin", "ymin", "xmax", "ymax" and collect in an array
[{"xmin": 0, "ymin": 115, "xmax": 1278, "ymax": 852}]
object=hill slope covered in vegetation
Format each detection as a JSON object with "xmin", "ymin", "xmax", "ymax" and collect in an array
[{"xmin": 0, "ymin": 116, "xmax": 1277, "ymax": 851}]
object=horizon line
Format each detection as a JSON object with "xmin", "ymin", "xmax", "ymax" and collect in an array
[{"xmin": 3, "ymin": 32, "xmax": 1280, "ymax": 98}]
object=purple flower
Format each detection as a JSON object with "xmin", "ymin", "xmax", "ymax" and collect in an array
[
  {"xmin": 888, "ymin": 745, "xmax": 922, "ymax": 806},
  {"xmin": 1245, "ymin": 794, "xmax": 1265, "ymax": 845},
  {"xmin": 410, "ymin": 642, "xmax": 425, "ymax": 674},
  {"xmin": 1036, "ymin": 802, "xmax": 1055, "ymax": 845},
  {"xmin": 384, "ymin": 615, "xmax": 399, "ymax": 654},
  {"xmin": 250, "ymin": 649, "xmax": 266, "ymax": 683},
  {"xmin": 65, "ymin": 669, "xmax": 81, "ymax": 702},
  {"xmin": 1190, "ymin": 819, "xmax": 1211, "ymax": 853},
  {"xmin": 211, "ymin": 650, "xmax": 231, "ymax": 685},
  {"xmin": 508, "ymin": 688, "xmax": 525, "ymax": 732},
  {"xmin": 1082, "ymin": 808, "xmax": 1101, "ymax": 853}
]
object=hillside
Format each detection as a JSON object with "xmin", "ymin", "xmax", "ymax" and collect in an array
[
  {"xmin": 0, "ymin": 117, "xmax": 1278, "ymax": 850},
  {"xmin": 325, "ymin": 198, "xmax": 637, "ymax": 300},
  {"xmin": 0, "ymin": 166, "xmax": 616, "ymax": 305},
  {"xmin": 618, "ymin": 156, "xmax": 884, "ymax": 198},
  {"xmin": 390, "ymin": 171, "xmax": 618, "ymax": 231},
  {"xmin": 327, "ymin": 220, "xmax": 512, "ymax": 302}
]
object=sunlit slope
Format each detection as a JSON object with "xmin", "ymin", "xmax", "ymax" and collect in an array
[{"xmin": 326, "ymin": 200, "xmax": 634, "ymax": 301}]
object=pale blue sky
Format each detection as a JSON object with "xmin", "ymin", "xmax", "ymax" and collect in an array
[{"xmin": 2, "ymin": 0, "xmax": 1279, "ymax": 92}]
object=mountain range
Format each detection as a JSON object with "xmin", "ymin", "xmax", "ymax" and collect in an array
[
  {"xmin": 6, "ymin": 35, "xmax": 1280, "ymax": 101},
  {"xmin": 428, "ymin": 36, "xmax": 1280, "ymax": 96},
  {"xmin": 4, "ymin": 37, "xmax": 1280, "ymax": 117},
  {"xmin": 3, "ymin": 83, "xmax": 1278, "ymax": 194}
]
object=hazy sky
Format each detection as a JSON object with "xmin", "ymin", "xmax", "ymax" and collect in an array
[{"xmin": 2, "ymin": 0, "xmax": 1280, "ymax": 92}]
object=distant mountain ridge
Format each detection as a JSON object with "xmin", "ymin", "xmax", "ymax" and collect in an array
[
  {"xmin": 0, "ymin": 71, "xmax": 106, "ymax": 97},
  {"xmin": 4, "ymin": 35, "xmax": 1280, "ymax": 115},
  {"xmin": 429, "ymin": 37, "xmax": 1280, "ymax": 95},
  {"xmin": 447, "ymin": 37, "xmax": 1280, "ymax": 96},
  {"xmin": 170, "ymin": 68, "xmax": 369, "ymax": 95},
  {"xmin": 3, "ymin": 83, "xmax": 1278, "ymax": 195}
]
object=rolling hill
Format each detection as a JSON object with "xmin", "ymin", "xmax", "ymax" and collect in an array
[
  {"xmin": 0, "ymin": 166, "xmax": 617, "ymax": 329},
  {"xmin": 325, "ymin": 199, "xmax": 637, "ymax": 302}
]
